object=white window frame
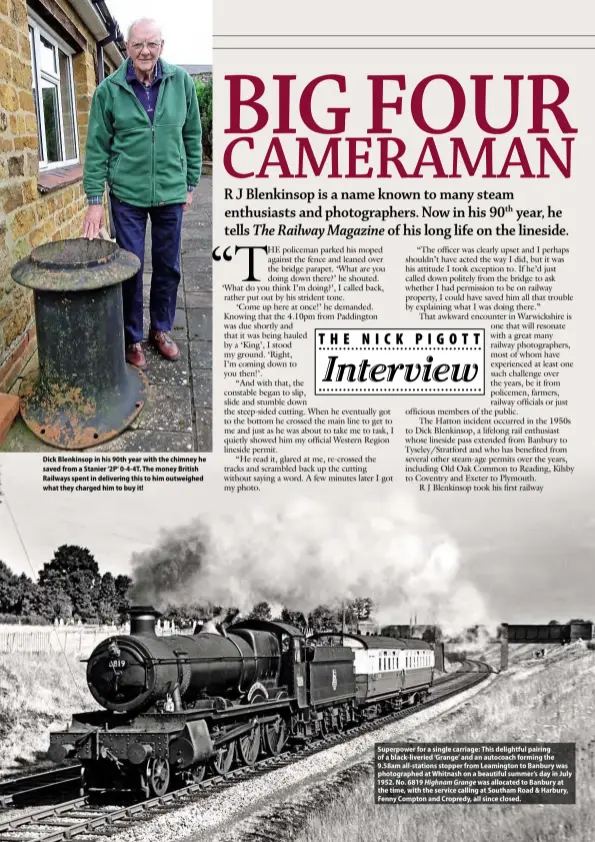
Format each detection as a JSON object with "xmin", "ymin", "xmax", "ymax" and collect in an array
[{"xmin": 28, "ymin": 12, "xmax": 79, "ymax": 170}]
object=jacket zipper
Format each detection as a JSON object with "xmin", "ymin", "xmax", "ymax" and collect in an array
[
  {"xmin": 152, "ymin": 79, "xmax": 167, "ymax": 206},
  {"xmin": 152, "ymin": 125, "xmax": 156, "ymax": 205},
  {"xmin": 118, "ymin": 72, "xmax": 169, "ymax": 206}
]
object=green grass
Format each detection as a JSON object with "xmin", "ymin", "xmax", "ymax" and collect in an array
[
  {"xmin": 0, "ymin": 651, "xmax": 93, "ymax": 777},
  {"xmin": 296, "ymin": 643, "xmax": 595, "ymax": 842}
]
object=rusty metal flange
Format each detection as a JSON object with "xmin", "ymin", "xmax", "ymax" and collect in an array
[{"xmin": 11, "ymin": 238, "xmax": 146, "ymax": 450}]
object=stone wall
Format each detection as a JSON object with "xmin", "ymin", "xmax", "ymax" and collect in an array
[{"xmin": 0, "ymin": 0, "xmax": 116, "ymax": 392}]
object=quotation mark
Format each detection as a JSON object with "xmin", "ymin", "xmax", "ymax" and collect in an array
[{"xmin": 212, "ymin": 246, "xmax": 233, "ymax": 262}]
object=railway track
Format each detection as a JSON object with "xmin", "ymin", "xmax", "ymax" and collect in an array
[
  {"xmin": 0, "ymin": 768, "xmax": 83, "ymax": 809},
  {"xmin": 0, "ymin": 661, "xmax": 490, "ymax": 842}
]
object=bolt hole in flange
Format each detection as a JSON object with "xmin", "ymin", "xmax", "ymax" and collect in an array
[{"xmin": 40, "ymin": 428, "xmax": 46, "ymax": 434}]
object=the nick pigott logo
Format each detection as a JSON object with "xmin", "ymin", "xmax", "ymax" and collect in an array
[{"xmin": 315, "ymin": 329, "xmax": 485, "ymax": 396}]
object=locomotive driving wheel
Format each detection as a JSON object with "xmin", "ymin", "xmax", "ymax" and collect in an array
[
  {"xmin": 191, "ymin": 764, "xmax": 206, "ymax": 784},
  {"xmin": 264, "ymin": 715, "xmax": 287, "ymax": 755},
  {"xmin": 238, "ymin": 721, "xmax": 261, "ymax": 766},
  {"xmin": 145, "ymin": 757, "xmax": 170, "ymax": 798},
  {"xmin": 211, "ymin": 742, "xmax": 236, "ymax": 775}
]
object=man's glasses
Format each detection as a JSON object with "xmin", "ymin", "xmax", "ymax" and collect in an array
[{"xmin": 130, "ymin": 40, "xmax": 162, "ymax": 52}]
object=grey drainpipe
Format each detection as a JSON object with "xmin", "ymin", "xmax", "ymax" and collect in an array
[
  {"xmin": 89, "ymin": 0, "xmax": 126, "ymax": 235},
  {"xmin": 91, "ymin": 0, "xmax": 126, "ymax": 83}
]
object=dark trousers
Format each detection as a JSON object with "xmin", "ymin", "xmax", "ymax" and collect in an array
[{"xmin": 111, "ymin": 194, "xmax": 184, "ymax": 345}]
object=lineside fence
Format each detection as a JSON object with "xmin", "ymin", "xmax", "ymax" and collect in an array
[{"xmin": 0, "ymin": 622, "xmax": 179, "ymax": 655}]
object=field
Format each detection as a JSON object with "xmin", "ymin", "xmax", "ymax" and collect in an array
[
  {"xmin": 296, "ymin": 642, "xmax": 595, "ymax": 842},
  {"xmin": 0, "ymin": 650, "xmax": 93, "ymax": 778}
]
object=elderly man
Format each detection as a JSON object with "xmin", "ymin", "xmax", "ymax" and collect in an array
[{"xmin": 83, "ymin": 19, "xmax": 202, "ymax": 368}]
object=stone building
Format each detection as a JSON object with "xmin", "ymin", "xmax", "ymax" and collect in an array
[{"xmin": 0, "ymin": 0, "xmax": 125, "ymax": 397}]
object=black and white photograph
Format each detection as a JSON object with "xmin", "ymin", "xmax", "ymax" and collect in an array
[{"xmin": 0, "ymin": 472, "xmax": 593, "ymax": 840}]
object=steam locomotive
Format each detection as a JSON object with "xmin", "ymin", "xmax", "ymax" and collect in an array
[{"xmin": 48, "ymin": 607, "xmax": 434, "ymax": 798}]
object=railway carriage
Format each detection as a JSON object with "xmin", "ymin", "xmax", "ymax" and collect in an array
[{"xmin": 312, "ymin": 633, "xmax": 434, "ymax": 711}]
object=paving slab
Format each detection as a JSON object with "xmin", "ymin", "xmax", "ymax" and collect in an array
[
  {"xmin": 195, "ymin": 408, "xmax": 213, "ymax": 452},
  {"xmin": 190, "ymin": 340, "xmax": 213, "ymax": 372},
  {"xmin": 187, "ymin": 309, "xmax": 212, "ymax": 341},
  {"xmin": 184, "ymin": 272, "xmax": 212, "ymax": 293},
  {"xmin": 192, "ymin": 368, "xmax": 212, "ymax": 409},
  {"xmin": 134, "ymin": 384, "xmax": 193, "ymax": 434},
  {"xmin": 185, "ymin": 291, "xmax": 212, "ymax": 308}
]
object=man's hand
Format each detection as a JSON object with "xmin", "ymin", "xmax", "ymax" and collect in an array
[
  {"xmin": 183, "ymin": 191, "xmax": 193, "ymax": 213},
  {"xmin": 83, "ymin": 205, "xmax": 105, "ymax": 239}
]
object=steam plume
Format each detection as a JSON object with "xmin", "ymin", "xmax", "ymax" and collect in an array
[{"xmin": 130, "ymin": 495, "xmax": 489, "ymax": 635}]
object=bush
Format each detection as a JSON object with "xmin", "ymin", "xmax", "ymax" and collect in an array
[
  {"xmin": 0, "ymin": 613, "xmax": 48, "ymax": 626},
  {"xmin": 195, "ymin": 77, "xmax": 213, "ymax": 161}
]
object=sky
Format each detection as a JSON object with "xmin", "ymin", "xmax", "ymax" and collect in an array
[
  {"xmin": 0, "ymin": 456, "xmax": 593, "ymax": 626},
  {"xmin": 105, "ymin": 0, "xmax": 212, "ymax": 65}
]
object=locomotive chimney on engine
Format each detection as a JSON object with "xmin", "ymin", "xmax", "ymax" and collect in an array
[{"xmin": 129, "ymin": 605, "xmax": 160, "ymax": 636}]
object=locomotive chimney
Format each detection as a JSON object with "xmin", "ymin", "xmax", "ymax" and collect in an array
[{"xmin": 129, "ymin": 605, "xmax": 161, "ymax": 636}]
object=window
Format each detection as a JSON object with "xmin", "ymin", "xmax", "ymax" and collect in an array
[{"xmin": 28, "ymin": 15, "xmax": 79, "ymax": 169}]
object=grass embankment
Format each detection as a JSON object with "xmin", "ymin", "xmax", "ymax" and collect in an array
[
  {"xmin": 0, "ymin": 651, "xmax": 91, "ymax": 777},
  {"xmin": 296, "ymin": 643, "xmax": 595, "ymax": 842}
]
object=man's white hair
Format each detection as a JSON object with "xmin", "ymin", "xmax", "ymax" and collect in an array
[{"xmin": 127, "ymin": 18, "xmax": 163, "ymax": 41}]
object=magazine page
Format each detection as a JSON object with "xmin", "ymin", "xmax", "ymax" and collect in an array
[{"xmin": 0, "ymin": 1, "xmax": 593, "ymax": 841}]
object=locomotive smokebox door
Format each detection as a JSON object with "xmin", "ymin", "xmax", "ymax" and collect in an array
[{"xmin": 11, "ymin": 238, "xmax": 147, "ymax": 449}]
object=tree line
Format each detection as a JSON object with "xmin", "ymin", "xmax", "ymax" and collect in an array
[
  {"xmin": 165, "ymin": 597, "xmax": 375, "ymax": 634},
  {"xmin": 0, "ymin": 546, "xmax": 376, "ymax": 630},
  {"xmin": 0, "ymin": 546, "xmax": 131, "ymax": 624}
]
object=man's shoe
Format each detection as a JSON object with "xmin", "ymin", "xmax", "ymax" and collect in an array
[
  {"xmin": 125, "ymin": 342, "xmax": 147, "ymax": 370},
  {"xmin": 149, "ymin": 328, "xmax": 180, "ymax": 361}
]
